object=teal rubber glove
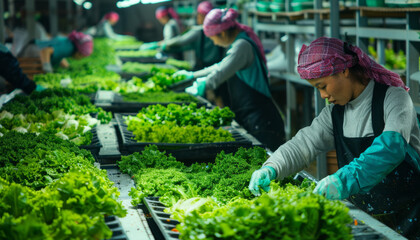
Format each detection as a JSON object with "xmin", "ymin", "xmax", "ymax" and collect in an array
[
  {"xmin": 35, "ymin": 85, "xmax": 46, "ymax": 92},
  {"xmin": 173, "ymin": 70, "xmax": 194, "ymax": 80},
  {"xmin": 160, "ymin": 42, "xmax": 167, "ymax": 51},
  {"xmin": 248, "ymin": 166, "xmax": 277, "ymax": 196},
  {"xmin": 185, "ymin": 77, "xmax": 206, "ymax": 97},
  {"xmin": 313, "ymin": 174, "xmax": 348, "ymax": 200},
  {"xmin": 140, "ymin": 41, "xmax": 159, "ymax": 50}
]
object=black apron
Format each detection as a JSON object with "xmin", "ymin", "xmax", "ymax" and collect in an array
[
  {"xmin": 332, "ymin": 82, "xmax": 420, "ymax": 239},
  {"xmin": 227, "ymin": 75, "xmax": 285, "ymax": 151}
]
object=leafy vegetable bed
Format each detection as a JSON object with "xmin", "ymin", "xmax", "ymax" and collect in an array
[
  {"xmin": 121, "ymin": 146, "xmax": 354, "ymax": 240},
  {"xmin": 115, "ymin": 113, "xmax": 253, "ymax": 162}
]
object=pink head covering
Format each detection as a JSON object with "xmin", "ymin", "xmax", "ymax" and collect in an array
[
  {"xmin": 68, "ymin": 31, "xmax": 93, "ymax": 57},
  {"xmin": 197, "ymin": 1, "xmax": 213, "ymax": 15},
  {"xmin": 104, "ymin": 12, "xmax": 119, "ymax": 22},
  {"xmin": 203, "ymin": 8, "xmax": 266, "ymax": 63},
  {"xmin": 297, "ymin": 37, "xmax": 408, "ymax": 91},
  {"xmin": 155, "ymin": 6, "xmax": 183, "ymax": 31}
]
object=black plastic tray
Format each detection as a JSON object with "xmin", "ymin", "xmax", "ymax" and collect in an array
[
  {"xmin": 119, "ymin": 56, "xmax": 168, "ymax": 64},
  {"xmin": 98, "ymin": 93, "xmax": 210, "ymax": 113},
  {"xmin": 114, "ymin": 113, "xmax": 254, "ymax": 163},
  {"xmin": 143, "ymin": 197, "xmax": 180, "ymax": 240},
  {"xmin": 79, "ymin": 126, "xmax": 103, "ymax": 160},
  {"xmin": 144, "ymin": 196, "xmax": 389, "ymax": 240},
  {"xmin": 103, "ymin": 215, "xmax": 129, "ymax": 240}
]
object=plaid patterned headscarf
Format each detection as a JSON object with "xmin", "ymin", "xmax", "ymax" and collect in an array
[
  {"xmin": 68, "ymin": 31, "xmax": 93, "ymax": 56},
  {"xmin": 197, "ymin": 1, "xmax": 213, "ymax": 15},
  {"xmin": 297, "ymin": 37, "xmax": 408, "ymax": 91}
]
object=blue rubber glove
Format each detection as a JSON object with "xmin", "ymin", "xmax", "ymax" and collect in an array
[
  {"xmin": 248, "ymin": 166, "xmax": 277, "ymax": 196},
  {"xmin": 185, "ymin": 77, "xmax": 206, "ymax": 97},
  {"xmin": 139, "ymin": 41, "xmax": 159, "ymax": 50},
  {"xmin": 313, "ymin": 174, "xmax": 348, "ymax": 200},
  {"xmin": 35, "ymin": 85, "xmax": 46, "ymax": 92},
  {"xmin": 173, "ymin": 70, "xmax": 194, "ymax": 80}
]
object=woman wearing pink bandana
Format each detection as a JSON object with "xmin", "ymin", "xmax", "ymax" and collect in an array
[
  {"xmin": 249, "ymin": 37, "xmax": 420, "ymax": 239},
  {"xmin": 20, "ymin": 31, "xmax": 93, "ymax": 73},
  {"xmin": 140, "ymin": 6, "xmax": 182, "ymax": 53},
  {"xmin": 162, "ymin": 1, "xmax": 224, "ymax": 70},
  {"xmin": 86, "ymin": 11, "xmax": 132, "ymax": 41},
  {"xmin": 176, "ymin": 8, "xmax": 285, "ymax": 151}
]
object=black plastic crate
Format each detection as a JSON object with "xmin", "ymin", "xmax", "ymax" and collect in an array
[
  {"xmin": 143, "ymin": 197, "xmax": 180, "ymax": 240},
  {"xmin": 144, "ymin": 196, "xmax": 390, "ymax": 240},
  {"xmin": 79, "ymin": 126, "xmax": 103, "ymax": 161},
  {"xmin": 119, "ymin": 56, "xmax": 167, "ymax": 64},
  {"xmin": 114, "ymin": 113, "xmax": 255, "ymax": 164},
  {"xmin": 104, "ymin": 215, "xmax": 129, "ymax": 240},
  {"xmin": 98, "ymin": 93, "xmax": 210, "ymax": 113}
]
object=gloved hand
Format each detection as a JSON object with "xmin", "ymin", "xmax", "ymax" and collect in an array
[
  {"xmin": 35, "ymin": 85, "xmax": 46, "ymax": 92},
  {"xmin": 248, "ymin": 166, "xmax": 277, "ymax": 196},
  {"xmin": 139, "ymin": 41, "xmax": 159, "ymax": 50},
  {"xmin": 313, "ymin": 174, "xmax": 348, "ymax": 200},
  {"xmin": 42, "ymin": 62, "xmax": 53, "ymax": 73},
  {"xmin": 185, "ymin": 77, "xmax": 206, "ymax": 97},
  {"xmin": 173, "ymin": 70, "xmax": 194, "ymax": 80},
  {"xmin": 160, "ymin": 42, "xmax": 167, "ymax": 51}
]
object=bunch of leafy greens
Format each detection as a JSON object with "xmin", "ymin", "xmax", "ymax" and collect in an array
[
  {"xmin": 1, "ymin": 88, "xmax": 111, "ymax": 124},
  {"xmin": 0, "ymin": 110, "xmax": 97, "ymax": 145},
  {"xmin": 117, "ymin": 49, "xmax": 157, "ymax": 57},
  {"xmin": 0, "ymin": 131, "xmax": 98, "ymax": 190},
  {"xmin": 124, "ymin": 103, "xmax": 235, "ymax": 144},
  {"xmin": 121, "ymin": 62, "xmax": 176, "ymax": 74},
  {"xmin": 121, "ymin": 91, "xmax": 199, "ymax": 103},
  {"xmin": 127, "ymin": 121, "xmax": 235, "ymax": 143},
  {"xmin": 178, "ymin": 182, "xmax": 353, "ymax": 240},
  {"xmin": 0, "ymin": 168, "xmax": 126, "ymax": 240},
  {"xmin": 125, "ymin": 146, "xmax": 268, "ymax": 206},
  {"xmin": 130, "ymin": 103, "xmax": 234, "ymax": 127},
  {"xmin": 165, "ymin": 58, "xmax": 192, "ymax": 70}
]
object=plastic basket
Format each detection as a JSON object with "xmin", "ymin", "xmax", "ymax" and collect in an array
[{"xmin": 114, "ymin": 113, "xmax": 255, "ymax": 164}]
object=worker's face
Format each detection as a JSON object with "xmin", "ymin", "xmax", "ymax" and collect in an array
[
  {"xmin": 209, "ymin": 32, "xmax": 229, "ymax": 48},
  {"xmin": 109, "ymin": 19, "xmax": 118, "ymax": 25},
  {"xmin": 307, "ymin": 69, "xmax": 355, "ymax": 106},
  {"xmin": 196, "ymin": 13, "xmax": 205, "ymax": 25},
  {"xmin": 157, "ymin": 16, "xmax": 169, "ymax": 25}
]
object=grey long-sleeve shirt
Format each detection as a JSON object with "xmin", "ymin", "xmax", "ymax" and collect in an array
[
  {"xmin": 165, "ymin": 25, "xmax": 202, "ymax": 47},
  {"xmin": 193, "ymin": 39, "xmax": 254, "ymax": 90},
  {"xmin": 163, "ymin": 19, "xmax": 180, "ymax": 41},
  {"xmin": 264, "ymin": 80, "xmax": 420, "ymax": 179}
]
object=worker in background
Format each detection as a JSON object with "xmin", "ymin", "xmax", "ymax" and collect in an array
[
  {"xmin": 86, "ymin": 12, "xmax": 133, "ymax": 41},
  {"xmin": 161, "ymin": 1, "xmax": 229, "ymax": 107},
  {"xmin": 249, "ymin": 37, "xmax": 420, "ymax": 239},
  {"xmin": 140, "ymin": 6, "xmax": 183, "ymax": 57},
  {"xmin": 174, "ymin": 8, "xmax": 285, "ymax": 151},
  {"xmin": 0, "ymin": 44, "xmax": 44, "ymax": 94},
  {"xmin": 19, "ymin": 31, "xmax": 93, "ymax": 73}
]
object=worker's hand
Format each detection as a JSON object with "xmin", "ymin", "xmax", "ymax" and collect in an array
[
  {"xmin": 139, "ymin": 41, "xmax": 159, "ymax": 50},
  {"xmin": 42, "ymin": 62, "xmax": 53, "ymax": 73},
  {"xmin": 248, "ymin": 166, "xmax": 277, "ymax": 196},
  {"xmin": 313, "ymin": 174, "xmax": 348, "ymax": 200},
  {"xmin": 185, "ymin": 77, "xmax": 207, "ymax": 97},
  {"xmin": 173, "ymin": 70, "xmax": 194, "ymax": 80},
  {"xmin": 35, "ymin": 85, "xmax": 47, "ymax": 92}
]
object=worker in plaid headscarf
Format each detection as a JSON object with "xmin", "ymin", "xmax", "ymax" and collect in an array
[
  {"xmin": 250, "ymin": 37, "xmax": 420, "ymax": 239},
  {"xmin": 174, "ymin": 8, "xmax": 285, "ymax": 151}
]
